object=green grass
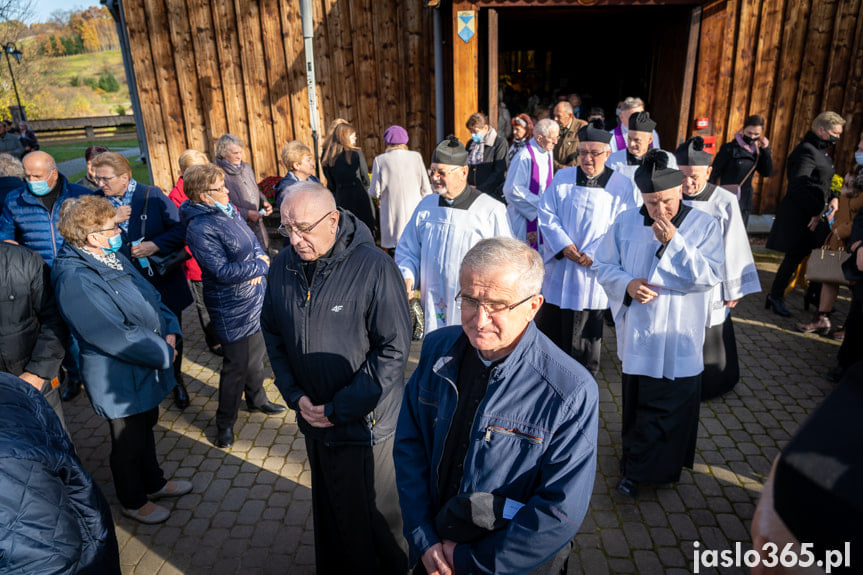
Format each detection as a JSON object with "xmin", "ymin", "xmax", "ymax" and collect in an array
[
  {"xmin": 67, "ymin": 163, "xmax": 152, "ymax": 187},
  {"xmin": 41, "ymin": 138, "xmax": 141, "ymax": 163}
]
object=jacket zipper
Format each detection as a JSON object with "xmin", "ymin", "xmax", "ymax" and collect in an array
[{"xmin": 434, "ymin": 369, "xmax": 459, "ymax": 493}]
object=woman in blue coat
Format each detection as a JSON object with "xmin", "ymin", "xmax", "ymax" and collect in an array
[
  {"xmin": 52, "ymin": 195, "xmax": 193, "ymax": 524},
  {"xmin": 180, "ymin": 163, "xmax": 285, "ymax": 450},
  {"xmin": 91, "ymin": 152, "xmax": 193, "ymax": 408}
]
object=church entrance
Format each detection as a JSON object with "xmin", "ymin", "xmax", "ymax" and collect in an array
[{"xmin": 478, "ymin": 3, "xmax": 699, "ymax": 149}]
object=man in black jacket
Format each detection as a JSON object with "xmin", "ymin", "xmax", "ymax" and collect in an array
[
  {"xmin": 0, "ymin": 241, "xmax": 68, "ymax": 427},
  {"xmin": 261, "ymin": 181, "xmax": 411, "ymax": 575}
]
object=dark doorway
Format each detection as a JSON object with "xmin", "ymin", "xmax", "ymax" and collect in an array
[{"xmin": 488, "ymin": 5, "xmax": 695, "ymax": 149}]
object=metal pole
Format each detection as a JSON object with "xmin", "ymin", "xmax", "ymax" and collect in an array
[
  {"xmin": 300, "ymin": 0, "xmax": 321, "ymax": 179},
  {"xmin": 3, "ymin": 46, "xmax": 24, "ymax": 121}
]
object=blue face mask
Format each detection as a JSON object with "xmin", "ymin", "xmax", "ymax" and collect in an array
[
  {"xmin": 471, "ymin": 133, "xmax": 482, "ymax": 143},
  {"xmin": 855, "ymin": 151, "xmax": 863, "ymax": 166},
  {"xmin": 28, "ymin": 179, "xmax": 51, "ymax": 196},
  {"xmin": 101, "ymin": 233, "xmax": 122, "ymax": 255}
]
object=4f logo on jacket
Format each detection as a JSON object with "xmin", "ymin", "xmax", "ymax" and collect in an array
[{"xmin": 331, "ymin": 305, "xmax": 343, "ymax": 313}]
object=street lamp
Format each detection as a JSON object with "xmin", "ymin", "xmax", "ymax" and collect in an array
[{"xmin": 3, "ymin": 42, "xmax": 24, "ymax": 122}]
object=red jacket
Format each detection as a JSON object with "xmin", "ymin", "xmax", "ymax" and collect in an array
[{"xmin": 168, "ymin": 178, "xmax": 203, "ymax": 281}]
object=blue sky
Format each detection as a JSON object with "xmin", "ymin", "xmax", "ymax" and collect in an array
[{"xmin": 28, "ymin": 1, "xmax": 99, "ymax": 23}]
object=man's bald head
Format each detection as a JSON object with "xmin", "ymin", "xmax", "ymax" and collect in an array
[
  {"xmin": 23, "ymin": 151, "xmax": 59, "ymax": 191},
  {"xmin": 279, "ymin": 181, "xmax": 340, "ymax": 261}
]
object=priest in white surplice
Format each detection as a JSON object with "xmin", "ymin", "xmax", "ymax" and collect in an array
[
  {"xmin": 606, "ymin": 111, "xmax": 677, "ymax": 201},
  {"xmin": 536, "ymin": 121, "xmax": 637, "ymax": 374},
  {"xmin": 502, "ymin": 118, "xmax": 558, "ymax": 249},
  {"xmin": 595, "ymin": 149, "xmax": 724, "ymax": 498},
  {"xmin": 608, "ymin": 96, "xmax": 661, "ymax": 154},
  {"xmin": 675, "ymin": 136, "xmax": 761, "ymax": 400},
  {"xmin": 396, "ymin": 136, "xmax": 512, "ymax": 334}
]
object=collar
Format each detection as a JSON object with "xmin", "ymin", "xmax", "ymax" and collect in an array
[
  {"xmin": 684, "ymin": 182, "xmax": 716, "ymax": 202},
  {"xmin": 626, "ymin": 150, "xmax": 643, "ymax": 165},
  {"xmin": 639, "ymin": 202, "xmax": 693, "ymax": 227},
  {"xmin": 438, "ymin": 185, "xmax": 481, "ymax": 210},
  {"xmin": 576, "ymin": 166, "xmax": 612, "ymax": 188}
]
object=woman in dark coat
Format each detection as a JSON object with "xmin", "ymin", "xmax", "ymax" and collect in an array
[
  {"xmin": 465, "ymin": 111, "xmax": 508, "ymax": 202},
  {"xmin": 765, "ymin": 112, "xmax": 846, "ymax": 317},
  {"xmin": 214, "ymin": 133, "xmax": 273, "ymax": 252},
  {"xmin": 52, "ymin": 195, "xmax": 192, "ymax": 524},
  {"xmin": 91, "ymin": 152, "xmax": 193, "ymax": 408},
  {"xmin": 181, "ymin": 163, "xmax": 285, "ymax": 450},
  {"xmin": 709, "ymin": 114, "xmax": 774, "ymax": 228},
  {"xmin": 321, "ymin": 122, "xmax": 377, "ymax": 234}
]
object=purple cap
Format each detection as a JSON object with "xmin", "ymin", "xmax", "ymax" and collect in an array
[{"xmin": 384, "ymin": 125, "xmax": 409, "ymax": 145}]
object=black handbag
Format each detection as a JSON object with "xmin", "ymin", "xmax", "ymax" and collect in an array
[{"xmin": 140, "ymin": 188, "xmax": 190, "ymax": 276}]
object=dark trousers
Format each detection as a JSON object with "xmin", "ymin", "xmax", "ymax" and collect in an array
[
  {"xmin": 535, "ymin": 303, "xmax": 603, "ymax": 374},
  {"xmin": 306, "ymin": 434, "xmax": 408, "ymax": 575},
  {"xmin": 701, "ymin": 314, "xmax": 740, "ymax": 400},
  {"xmin": 770, "ymin": 249, "xmax": 810, "ymax": 298},
  {"xmin": 189, "ymin": 280, "xmax": 219, "ymax": 351},
  {"xmin": 838, "ymin": 280, "xmax": 863, "ymax": 369},
  {"xmin": 107, "ymin": 407, "xmax": 166, "ymax": 510},
  {"xmin": 41, "ymin": 378, "xmax": 67, "ymax": 432},
  {"xmin": 621, "ymin": 373, "xmax": 701, "ymax": 484},
  {"xmin": 217, "ymin": 331, "xmax": 268, "ymax": 429},
  {"xmin": 62, "ymin": 333, "xmax": 81, "ymax": 383}
]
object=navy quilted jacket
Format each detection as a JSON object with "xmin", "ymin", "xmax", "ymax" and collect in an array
[
  {"xmin": 0, "ymin": 372, "xmax": 120, "ymax": 574},
  {"xmin": 181, "ymin": 201, "xmax": 268, "ymax": 344},
  {"xmin": 0, "ymin": 175, "xmax": 92, "ymax": 267}
]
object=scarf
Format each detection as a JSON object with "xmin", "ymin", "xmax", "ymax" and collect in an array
[
  {"xmin": 734, "ymin": 132, "xmax": 758, "ymax": 155},
  {"xmin": 508, "ymin": 138, "xmax": 527, "ymax": 164},
  {"xmin": 468, "ymin": 127, "xmax": 498, "ymax": 166},
  {"xmin": 106, "ymin": 178, "xmax": 138, "ymax": 233},
  {"xmin": 84, "ymin": 248, "xmax": 124, "ymax": 271}
]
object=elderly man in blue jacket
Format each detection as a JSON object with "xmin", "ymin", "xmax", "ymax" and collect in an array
[
  {"xmin": 0, "ymin": 150, "xmax": 93, "ymax": 402},
  {"xmin": 395, "ymin": 237, "xmax": 599, "ymax": 575}
]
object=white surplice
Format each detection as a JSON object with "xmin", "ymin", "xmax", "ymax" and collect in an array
[
  {"xmin": 502, "ymin": 138, "xmax": 553, "ymax": 242},
  {"xmin": 683, "ymin": 183, "xmax": 761, "ymax": 327},
  {"xmin": 608, "ymin": 127, "xmax": 661, "ymax": 153},
  {"xmin": 538, "ymin": 166, "xmax": 637, "ymax": 311},
  {"xmin": 594, "ymin": 205, "xmax": 725, "ymax": 380},
  {"xmin": 606, "ymin": 149, "xmax": 678, "ymax": 204},
  {"xmin": 395, "ymin": 191, "xmax": 512, "ymax": 334}
]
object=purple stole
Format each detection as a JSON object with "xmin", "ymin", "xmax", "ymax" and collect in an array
[
  {"xmin": 525, "ymin": 143, "xmax": 553, "ymax": 250},
  {"xmin": 613, "ymin": 125, "xmax": 656, "ymax": 151}
]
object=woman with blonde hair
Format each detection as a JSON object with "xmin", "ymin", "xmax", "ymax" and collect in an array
[
  {"xmin": 52, "ymin": 195, "xmax": 192, "ymax": 524},
  {"xmin": 321, "ymin": 122, "xmax": 377, "ymax": 234}
]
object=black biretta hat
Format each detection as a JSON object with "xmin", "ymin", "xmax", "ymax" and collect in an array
[
  {"xmin": 432, "ymin": 135, "xmax": 468, "ymax": 166},
  {"xmin": 628, "ymin": 111, "xmax": 657, "ymax": 133},
  {"xmin": 674, "ymin": 136, "xmax": 713, "ymax": 166},
  {"xmin": 634, "ymin": 149, "xmax": 684, "ymax": 194},
  {"xmin": 577, "ymin": 119, "xmax": 612, "ymax": 144}
]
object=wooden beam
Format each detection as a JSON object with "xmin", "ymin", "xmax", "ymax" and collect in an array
[
  {"xmin": 123, "ymin": 0, "xmax": 172, "ymax": 189},
  {"xmin": 186, "ymin": 0, "xmax": 228, "ymax": 156},
  {"xmin": 836, "ymin": 2, "xmax": 863, "ymax": 174},
  {"xmin": 210, "ymin": 0, "xmax": 251, "ymax": 159},
  {"xmin": 677, "ymin": 5, "xmax": 701, "ymax": 146},
  {"xmin": 260, "ymin": 0, "xmax": 294, "ymax": 160},
  {"xmin": 725, "ymin": 0, "xmax": 761, "ymax": 142},
  {"xmin": 347, "ymin": 0, "xmax": 384, "ymax": 155},
  {"xmin": 373, "ymin": 0, "xmax": 406, "ymax": 150},
  {"xmin": 763, "ymin": 0, "xmax": 811, "ymax": 213},
  {"xmin": 452, "ymin": 2, "xmax": 479, "ymax": 145},
  {"xmin": 325, "ymin": 0, "xmax": 358, "ymax": 124},
  {"xmin": 280, "ymin": 0, "xmax": 314, "ymax": 155},
  {"xmin": 402, "ymin": 0, "xmax": 432, "ymax": 156},
  {"xmin": 691, "ymin": 1, "xmax": 727, "ymax": 146},
  {"xmin": 713, "ymin": 0, "xmax": 739, "ymax": 147},
  {"xmin": 749, "ymin": 0, "xmax": 786, "ymax": 213},
  {"xmin": 823, "ymin": 0, "xmax": 861, "ymax": 113},
  {"xmin": 487, "ymin": 8, "xmax": 498, "ymax": 135}
]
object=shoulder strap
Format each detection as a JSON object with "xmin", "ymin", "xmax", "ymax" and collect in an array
[
  {"xmin": 139, "ymin": 187, "xmax": 150, "ymax": 237},
  {"xmin": 739, "ymin": 146, "xmax": 760, "ymax": 186}
]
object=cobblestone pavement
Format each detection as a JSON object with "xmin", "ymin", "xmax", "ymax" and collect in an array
[{"xmin": 62, "ymin": 248, "xmax": 848, "ymax": 574}]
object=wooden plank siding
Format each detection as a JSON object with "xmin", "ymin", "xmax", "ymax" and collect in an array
[
  {"xmin": 120, "ymin": 0, "xmax": 436, "ymax": 190},
  {"xmin": 120, "ymin": 0, "xmax": 858, "ymax": 212}
]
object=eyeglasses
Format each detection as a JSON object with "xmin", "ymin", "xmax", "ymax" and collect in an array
[
  {"xmin": 428, "ymin": 167, "xmax": 461, "ymax": 179},
  {"xmin": 206, "ymin": 185, "xmax": 227, "ymax": 194},
  {"xmin": 93, "ymin": 175, "xmax": 118, "ymax": 183},
  {"xmin": 278, "ymin": 210, "xmax": 335, "ymax": 238},
  {"xmin": 578, "ymin": 149, "xmax": 608, "ymax": 158},
  {"xmin": 90, "ymin": 224, "xmax": 120, "ymax": 235},
  {"xmin": 455, "ymin": 292, "xmax": 536, "ymax": 316}
]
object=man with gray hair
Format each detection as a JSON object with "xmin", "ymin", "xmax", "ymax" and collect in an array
[
  {"xmin": 609, "ymin": 96, "xmax": 661, "ymax": 154},
  {"xmin": 0, "ymin": 152, "xmax": 25, "ymax": 205},
  {"xmin": 537, "ymin": 122, "xmax": 637, "ymax": 374},
  {"xmin": 502, "ymin": 118, "xmax": 559, "ymax": 249},
  {"xmin": 261, "ymin": 181, "xmax": 411, "ymax": 574},
  {"xmin": 395, "ymin": 237, "xmax": 598, "ymax": 575}
]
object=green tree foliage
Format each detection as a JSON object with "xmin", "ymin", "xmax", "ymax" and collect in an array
[
  {"xmin": 98, "ymin": 70, "xmax": 119, "ymax": 92},
  {"xmin": 34, "ymin": 6, "xmax": 118, "ymax": 56}
]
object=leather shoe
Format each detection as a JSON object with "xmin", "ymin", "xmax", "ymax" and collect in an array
[
  {"xmin": 173, "ymin": 379, "xmax": 190, "ymax": 409},
  {"xmin": 616, "ymin": 477, "xmax": 639, "ymax": 498},
  {"xmin": 122, "ymin": 502, "xmax": 170, "ymax": 524},
  {"xmin": 60, "ymin": 379, "xmax": 82, "ymax": 402},
  {"xmin": 764, "ymin": 294, "xmax": 791, "ymax": 317},
  {"xmin": 215, "ymin": 426, "xmax": 234, "ymax": 448},
  {"xmin": 248, "ymin": 401, "xmax": 287, "ymax": 415}
]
